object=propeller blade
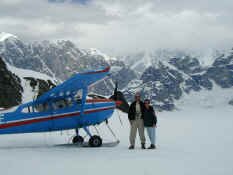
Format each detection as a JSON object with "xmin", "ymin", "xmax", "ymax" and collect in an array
[
  {"xmin": 112, "ymin": 81, "xmax": 124, "ymax": 126},
  {"xmin": 113, "ymin": 81, "xmax": 118, "ymax": 100}
]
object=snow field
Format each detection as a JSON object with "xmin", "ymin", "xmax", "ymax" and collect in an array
[{"xmin": 0, "ymin": 106, "xmax": 232, "ymax": 175}]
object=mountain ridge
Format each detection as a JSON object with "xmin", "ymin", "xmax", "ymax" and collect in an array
[{"xmin": 1, "ymin": 32, "xmax": 233, "ymax": 111}]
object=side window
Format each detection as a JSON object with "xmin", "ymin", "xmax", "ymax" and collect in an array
[
  {"xmin": 66, "ymin": 97, "xmax": 73, "ymax": 107},
  {"xmin": 52, "ymin": 98, "xmax": 73, "ymax": 110},
  {"xmin": 22, "ymin": 105, "xmax": 35, "ymax": 113},
  {"xmin": 36, "ymin": 104, "xmax": 44, "ymax": 112},
  {"xmin": 54, "ymin": 100, "xmax": 66, "ymax": 109},
  {"xmin": 22, "ymin": 105, "xmax": 32, "ymax": 113},
  {"xmin": 22, "ymin": 103, "xmax": 51, "ymax": 113},
  {"xmin": 34, "ymin": 103, "xmax": 50, "ymax": 112},
  {"xmin": 75, "ymin": 89, "xmax": 83, "ymax": 104}
]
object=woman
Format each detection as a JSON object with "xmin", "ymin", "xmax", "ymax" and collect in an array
[{"xmin": 143, "ymin": 99, "xmax": 157, "ymax": 149}]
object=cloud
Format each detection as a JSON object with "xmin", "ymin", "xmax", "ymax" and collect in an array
[{"xmin": 0, "ymin": 0, "xmax": 233, "ymax": 55}]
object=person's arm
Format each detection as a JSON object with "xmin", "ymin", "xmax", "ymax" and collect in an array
[
  {"xmin": 140, "ymin": 101, "xmax": 145, "ymax": 119},
  {"xmin": 154, "ymin": 114, "xmax": 157, "ymax": 126},
  {"xmin": 151, "ymin": 106, "xmax": 157, "ymax": 126},
  {"xmin": 128, "ymin": 103, "xmax": 133, "ymax": 121}
]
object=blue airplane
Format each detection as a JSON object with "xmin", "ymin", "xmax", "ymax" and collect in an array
[{"xmin": 0, "ymin": 66, "xmax": 121, "ymax": 147}]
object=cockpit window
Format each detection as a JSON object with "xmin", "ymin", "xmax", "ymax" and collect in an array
[
  {"xmin": 22, "ymin": 103, "xmax": 51, "ymax": 113},
  {"xmin": 52, "ymin": 98, "xmax": 74, "ymax": 110},
  {"xmin": 75, "ymin": 89, "xmax": 83, "ymax": 104},
  {"xmin": 21, "ymin": 97, "xmax": 76, "ymax": 113},
  {"xmin": 35, "ymin": 103, "xmax": 50, "ymax": 112},
  {"xmin": 22, "ymin": 105, "xmax": 33, "ymax": 113},
  {"xmin": 53, "ymin": 100, "xmax": 66, "ymax": 109}
]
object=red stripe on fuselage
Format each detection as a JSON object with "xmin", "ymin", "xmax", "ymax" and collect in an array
[
  {"xmin": 81, "ymin": 66, "xmax": 110, "ymax": 75},
  {"xmin": 86, "ymin": 99, "xmax": 114, "ymax": 103},
  {"xmin": 0, "ymin": 106, "xmax": 115, "ymax": 129}
]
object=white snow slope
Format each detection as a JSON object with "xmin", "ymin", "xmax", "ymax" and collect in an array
[
  {"xmin": 0, "ymin": 32, "xmax": 17, "ymax": 42},
  {"xmin": 6, "ymin": 63, "xmax": 56, "ymax": 103},
  {"xmin": 0, "ymin": 104, "xmax": 232, "ymax": 175}
]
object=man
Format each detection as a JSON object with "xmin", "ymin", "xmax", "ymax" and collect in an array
[{"xmin": 128, "ymin": 92, "xmax": 146, "ymax": 149}]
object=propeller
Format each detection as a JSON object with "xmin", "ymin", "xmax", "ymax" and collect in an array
[
  {"xmin": 113, "ymin": 81, "xmax": 118, "ymax": 100},
  {"xmin": 112, "ymin": 81, "xmax": 123, "ymax": 126}
]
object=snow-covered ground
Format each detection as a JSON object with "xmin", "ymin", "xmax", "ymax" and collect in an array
[
  {"xmin": 176, "ymin": 82, "xmax": 233, "ymax": 109},
  {"xmin": 0, "ymin": 106, "xmax": 233, "ymax": 175}
]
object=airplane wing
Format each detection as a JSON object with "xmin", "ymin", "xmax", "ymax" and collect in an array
[{"xmin": 35, "ymin": 66, "xmax": 110, "ymax": 103}]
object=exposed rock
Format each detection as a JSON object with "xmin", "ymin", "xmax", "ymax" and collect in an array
[
  {"xmin": 1, "ymin": 33, "xmax": 233, "ymax": 111},
  {"xmin": 229, "ymin": 99, "xmax": 233, "ymax": 106},
  {"xmin": 130, "ymin": 63, "xmax": 184, "ymax": 110},
  {"xmin": 0, "ymin": 56, "xmax": 56, "ymax": 108},
  {"xmin": 0, "ymin": 56, "xmax": 23, "ymax": 108},
  {"xmin": 169, "ymin": 56, "xmax": 203, "ymax": 74},
  {"xmin": 206, "ymin": 54, "xmax": 233, "ymax": 88},
  {"xmin": 24, "ymin": 77, "xmax": 56, "ymax": 99},
  {"xmin": 0, "ymin": 36, "xmax": 136, "ymax": 99}
]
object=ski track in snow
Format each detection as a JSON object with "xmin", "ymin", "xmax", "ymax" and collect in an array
[{"xmin": 0, "ymin": 107, "xmax": 233, "ymax": 175}]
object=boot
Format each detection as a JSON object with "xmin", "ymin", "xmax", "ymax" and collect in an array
[
  {"xmin": 147, "ymin": 144, "xmax": 156, "ymax": 149},
  {"xmin": 141, "ymin": 143, "xmax": 146, "ymax": 149},
  {"xmin": 128, "ymin": 145, "xmax": 134, "ymax": 149}
]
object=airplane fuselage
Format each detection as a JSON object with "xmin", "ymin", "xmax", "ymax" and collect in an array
[{"xmin": 0, "ymin": 99, "xmax": 115, "ymax": 134}]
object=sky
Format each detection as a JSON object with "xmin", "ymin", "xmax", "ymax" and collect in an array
[{"xmin": 0, "ymin": 0, "xmax": 233, "ymax": 55}]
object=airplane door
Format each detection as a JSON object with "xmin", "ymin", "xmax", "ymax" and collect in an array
[
  {"xmin": 50, "ymin": 99, "xmax": 69, "ymax": 131},
  {"xmin": 50, "ymin": 89, "xmax": 84, "ymax": 131}
]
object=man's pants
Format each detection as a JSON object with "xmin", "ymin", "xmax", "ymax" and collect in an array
[
  {"xmin": 129, "ymin": 119, "xmax": 146, "ymax": 146},
  {"xmin": 146, "ymin": 127, "xmax": 156, "ymax": 145}
]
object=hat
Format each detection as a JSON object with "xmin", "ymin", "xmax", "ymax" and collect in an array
[
  {"xmin": 135, "ymin": 92, "xmax": 141, "ymax": 97},
  {"xmin": 144, "ymin": 99, "xmax": 150, "ymax": 104}
]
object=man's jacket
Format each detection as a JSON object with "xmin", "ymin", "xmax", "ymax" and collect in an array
[{"xmin": 128, "ymin": 101, "xmax": 145, "ymax": 120}]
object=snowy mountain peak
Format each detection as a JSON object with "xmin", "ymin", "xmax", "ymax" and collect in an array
[
  {"xmin": 0, "ymin": 32, "xmax": 18, "ymax": 42},
  {"xmin": 87, "ymin": 48, "xmax": 117, "ymax": 61}
]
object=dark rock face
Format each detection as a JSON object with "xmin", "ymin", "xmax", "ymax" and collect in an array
[
  {"xmin": 0, "ymin": 56, "xmax": 56, "ymax": 108},
  {"xmin": 90, "ymin": 60, "xmax": 137, "ymax": 96},
  {"xmin": 229, "ymin": 99, "xmax": 233, "ymax": 106},
  {"xmin": 111, "ymin": 66, "xmax": 137, "ymax": 90},
  {"xmin": 125, "ymin": 50, "xmax": 233, "ymax": 110},
  {"xmin": 206, "ymin": 54, "xmax": 233, "ymax": 88},
  {"xmin": 1, "ymin": 34, "xmax": 233, "ymax": 111},
  {"xmin": 0, "ymin": 37, "xmax": 136, "ymax": 99},
  {"xmin": 0, "ymin": 38, "xmax": 109, "ymax": 80},
  {"xmin": 169, "ymin": 56, "xmax": 203, "ymax": 74},
  {"xmin": 169, "ymin": 56, "xmax": 213, "ymax": 93},
  {"xmin": 138, "ymin": 63, "xmax": 183, "ymax": 111},
  {"xmin": 191, "ymin": 74, "xmax": 213, "ymax": 90},
  {"xmin": 24, "ymin": 77, "xmax": 56, "ymax": 99},
  {"xmin": 184, "ymin": 74, "xmax": 213, "ymax": 93},
  {"xmin": 0, "ymin": 56, "xmax": 23, "ymax": 108}
]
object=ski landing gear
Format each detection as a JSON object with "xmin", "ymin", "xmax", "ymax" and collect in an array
[
  {"xmin": 70, "ymin": 121, "xmax": 119, "ymax": 148},
  {"xmin": 83, "ymin": 126, "xmax": 103, "ymax": 147},
  {"xmin": 73, "ymin": 135, "xmax": 102, "ymax": 147},
  {"xmin": 72, "ymin": 128, "xmax": 84, "ymax": 144},
  {"xmin": 72, "ymin": 135, "xmax": 84, "ymax": 144},
  {"xmin": 89, "ymin": 135, "xmax": 102, "ymax": 147},
  {"xmin": 72, "ymin": 127, "xmax": 103, "ymax": 147}
]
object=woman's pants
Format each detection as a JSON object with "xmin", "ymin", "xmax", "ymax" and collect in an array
[{"xmin": 146, "ymin": 127, "xmax": 156, "ymax": 145}]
